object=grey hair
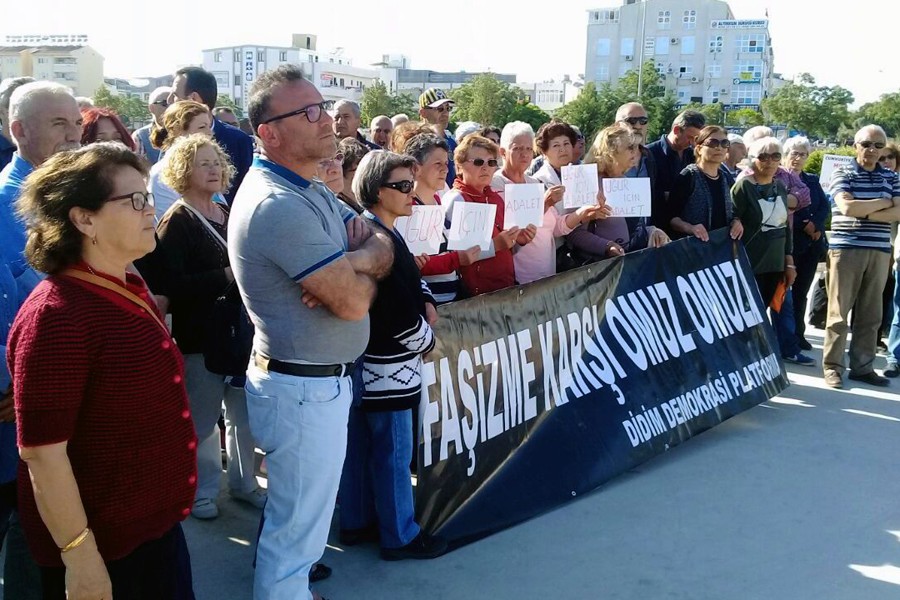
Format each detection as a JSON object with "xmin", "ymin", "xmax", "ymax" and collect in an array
[
  {"xmin": 615, "ymin": 102, "xmax": 646, "ymax": 122},
  {"xmin": 742, "ymin": 126, "xmax": 774, "ymax": 146},
  {"xmin": 351, "ymin": 150, "xmax": 418, "ymax": 209},
  {"xmin": 335, "ymin": 99, "xmax": 361, "ymax": 119},
  {"xmin": 747, "ymin": 136, "xmax": 782, "ymax": 160},
  {"xmin": 370, "ymin": 115, "xmax": 391, "ymax": 129},
  {"xmin": 0, "ymin": 77, "xmax": 35, "ymax": 114},
  {"xmin": 726, "ymin": 133, "xmax": 745, "ymax": 146},
  {"xmin": 247, "ymin": 64, "xmax": 306, "ymax": 133},
  {"xmin": 454, "ymin": 121, "xmax": 482, "ymax": 143},
  {"xmin": 149, "ymin": 86, "xmax": 171, "ymax": 104},
  {"xmin": 391, "ymin": 113, "xmax": 409, "ymax": 126},
  {"xmin": 404, "ymin": 133, "xmax": 449, "ymax": 164},
  {"xmin": 855, "ymin": 124, "xmax": 887, "ymax": 143},
  {"xmin": 783, "ymin": 136, "xmax": 811, "ymax": 156},
  {"xmin": 500, "ymin": 121, "xmax": 535, "ymax": 150},
  {"xmin": 9, "ymin": 81, "xmax": 75, "ymax": 123}
]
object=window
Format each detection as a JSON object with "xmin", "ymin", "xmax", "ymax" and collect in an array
[
  {"xmin": 682, "ymin": 36, "xmax": 695, "ymax": 54},
  {"xmin": 683, "ymin": 9, "xmax": 696, "ymax": 29},
  {"xmin": 708, "ymin": 64, "xmax": 722, "ymax": 78},
  {"xmin": 234, "ymin": 74, "xmax": 240, "ymax": 86},
  {"xmin": 677, "ymin": 87, "xmax": 690, "ymax": 103},
  {"xmin": 593, "ymin": 9, "xmax": 619, "ymax": 24},
  {"xmin": 737, "ymin": 33, "xmax": 766, "ymax": 54},
  {"xmin": 657, "ymin": 10, "xmax": 671, "ymax": 29},
  {"xmin": 708, "ymin": 36, "xmax": 724, "ymax": 53},
  {"xmin": 37, "ymin": 58, "xmax": 48, "ymax": 64},
  {"xmin": 214, "ymin": 52, "xmax": 222, "ymax": 63},
  {"xmin": 620, "ymin": 38, "xmax": 635, "ymax": 57},
  {"xmin": 678, "ymin": 65, "xmax": 694, "ymax": 78},
  {"xmin": 655, "ymin": 63, "xmax": 667, "ymax": 76},
  {"xmin": 733, "ymin": 62, "xmax": 763, "ymax": 81},
  {"xmin": 257, "ymin": 51, "xmax": 264, "ymax": 62},
  {"xmin": 731, "ymin": 86, "xmax": 762, "ymax": 106},
  {"xmin": 709, "ymin": 90, "xmax": 720, "ymax": 103},
  {"xmin": 279, "ymin": 51, "xmax": 287, "ymax": 61},
  {"xmin": 655, "ymin": 36, "xmax": 670, "ymax": 55},
  {"xmin": 339, "ymin": 78, "xmax": 345, "ymax": 87},
  {"xmin": 619, "ymin": 63, "xmax": 631, "ymax": 77},
  {"xmin": 595, "ymin": 65, "xmax": 610, "ymax": 82},
  {"xmin": 595, "ymin": 38, "xmax": 611, "ymax": 56},
  {"xmin": 233, "ymin": 50, "xmax": 240, "ymax": 62}
]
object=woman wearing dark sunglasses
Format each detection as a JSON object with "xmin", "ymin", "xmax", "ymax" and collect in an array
[{"xmin": 669, "ymin": 125, "xmax": 744, "ymax": 243}]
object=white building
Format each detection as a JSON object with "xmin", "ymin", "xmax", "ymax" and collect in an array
[
  {"xmin": 585, "ymin": 0, "xmax": 774, "ymax": 112},
  {"xmin": 515, "ymin": 76, "xmax": 584, "ymax": 113},
  {"xmin": 202, "ymin": 34, "xmax": 382, "ymax": 108},
  {"xmin": 0, "ymin": 34, "xmax": 104, "ymax": 97}
]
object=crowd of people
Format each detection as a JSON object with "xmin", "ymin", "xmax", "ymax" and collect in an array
[{"xmin": 0, "ymin": 60, "xmax": 898, "ymax": 600}]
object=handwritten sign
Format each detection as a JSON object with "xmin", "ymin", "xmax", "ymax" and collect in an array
[
  {"xmin": 396, "ymin": 205, "xmax": 444, "ymax": 255},
  {"xmin": 503, "ymin": 184, "xmax": 544, "ymax": 229},
  {"xmin": 602, "ymin": 177, "xmax": 652, "ymax": 217},
  {"xmin": 819, "ymin": 154, "xmax": 854, "ymax": 187},
  {"xmin": 561, "ymin": 164, "xmax": 599, "ymax": 209},
  {"xmin": 447, "ymin": 201, "xmax": 496, "ymax": 251}
]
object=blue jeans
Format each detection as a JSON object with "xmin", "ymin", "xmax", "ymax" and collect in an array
[
  {"xmin": 245, "ymin": 366, "xmax": 353, "ymax": 600},
  {"xmin": 773, "ymin": 289, "xmax": 801, "ymax": 357},
  {"xmin": 3, "ymin": 508, "xmax": 42, "ymax": 599},
  {"xmin": 887, "ymin": 268, "xmax": 900, "ymax": 367},
  {"xmin": 339, "ymin": 408, "xmax": 419, "ymax": 549}
]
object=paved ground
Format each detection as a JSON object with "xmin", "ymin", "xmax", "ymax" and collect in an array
[{"xmin": 4, "ymin": 326, "xmax": 900, "ymax": 599}]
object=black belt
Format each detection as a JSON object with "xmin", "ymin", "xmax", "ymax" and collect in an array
[{"xmin": 253, "ymin": 352, "xmax": 355, "ymax": 378}]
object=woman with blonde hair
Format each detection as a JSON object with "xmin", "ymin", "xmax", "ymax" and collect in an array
[
  {"xmin": 566, "ymin": 124, "xmax": 669, "ymax": 263},
  {"xmin": 153, "ymin": 134, "xmax": 265, "ymax": 520},
  {"xmin": 149, "ymin": 101, "xmax": 214, "ymax": 217}
]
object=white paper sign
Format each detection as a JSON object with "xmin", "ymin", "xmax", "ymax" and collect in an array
[
  {"xmin": 602, "ymin": 177, "xmax": 652, "ymax": 217},
  {"xmin": 562, "ymin": 164, "xmax": 600, "ymax": 209},
  {"xmin": 503, "ymin": 184, "xmax": 544, "ymax": 229},
  {"xmin": 447, "ymin": 201, "xmax": 497, "ymax": 251},
  {"xmin": 819, "ymin": 154, "xmax": 854, "ymax": 186},
  {"xmin": 395, "ymin": 205, "xmax": 444, "ymax": 255}
]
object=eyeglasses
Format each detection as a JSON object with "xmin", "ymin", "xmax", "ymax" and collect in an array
[
  {"xmin": 858, "ymin": 140, "xmax": 886, "ymax": 150},
  {"xmin": 382, "ymin": 180, "xmax": 414, "ymax": 194},
  {"xmin": 262, "ymin": 100, "xmax": 335, "ymax": 125},
  {"xmin": 789, "ymin": 151, "xmax": 809, "ymax": 158},
  {"xmin": 467, "ymin": 158, "xmax": 499, "ymax": 168},
  {"xmin": 318, "ymin": 152, "xmax": 344, "ymax": 168},
  {"xmin": 702, "ymin": 138, "xmax": 731, "ymax": 149},
  {"xmin": 151, "ymin": 100, "xmax": 168, "ymax": 107},
  {"xmin": 108, "ymin": 191, "xmax": 155, "ymax": 211},
  {"xmin": 879, "ymin": 155, "xmax": 897, "ymax": 162},
  {"xmin": 622, "ymin": 116, "xmax": 649, "ymax": 126},
  {"xmin": 429, "ymin": 104, "xmax": 453, "ymax": 114},
  {"xmin": 755, "ymin": 153, "xmax": 782, "ymax": 163}
]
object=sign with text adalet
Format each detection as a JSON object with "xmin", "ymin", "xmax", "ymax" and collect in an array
[
  {"xmin": 447, "ymin": 201, "xmax": 496, "ymax": 251},
  {"xmin": 396, "ymin": 205, "xmax": 444, "ymax": 255},
  {"xmin": 503, "ymin": 184, "xmax": 545, "ymax": 229},
  {"xmin": 562, "ymin": 164, "xmax": 599, "ymax": 209},
  {"xmin": 602, "ymin": 177, "xmax": 652, "ymax": 217},
  {"xmin": 819, "ymin": 154, "xmax": 854, "ymax": 187}
]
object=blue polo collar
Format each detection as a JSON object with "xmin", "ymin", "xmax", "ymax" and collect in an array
[{"xmin": 252, "ymin": 156, "xmax": 311, "ymax": 189}]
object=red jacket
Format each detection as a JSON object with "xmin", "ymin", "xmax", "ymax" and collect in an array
[{"xmin": 451, "ymin": 178, "xmax": 515, "ymax": 296}]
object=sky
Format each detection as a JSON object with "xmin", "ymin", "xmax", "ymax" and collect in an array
[{"xmin": 4, "ymin": 0, "xmax": 896, "ymax": 106}]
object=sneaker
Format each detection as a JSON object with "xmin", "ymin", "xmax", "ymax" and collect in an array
[
  {"xmin": 380, "ymin": 531, "xmax": 448, "ymax": 561},
  {"xmin": 885, "ymin": 362, "xmax": 900, "ymax": 378},
  {"xmin": 797, "ymin": 338, "xmax": 813, "ymax": 351},
  {"xmin": 783, "ymin": 353, "xmax": 816, "ymax": 367},
  {"xmin": 191, "ymin": 498, "xmax": 219, "ymax": 520},
  {"xmin": 230, "ymin": 487, "xmax": 267, "ymax": 509},
  {"xmin": 848, "ymin": 371, "xmax": 891, "ymax": 387},
  {"xmin": 824, "ymin": 371, "xmax": 843, "ymax": 389}
]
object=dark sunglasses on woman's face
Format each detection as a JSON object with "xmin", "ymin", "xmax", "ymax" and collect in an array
[
  {"xmin": 879, "ymin": 155, "xmax": 895, "ymax": 162},
  {"xmin": 382, "ymin": 180, "xmax": 414, "ymax": 194},
  {"xmin": 755, "ymin": 153, "xmax": 782, "ymax": 163},
  {"xmin": 702, "ymin": 138, "xmax": 731, "ymax": 149},
  {"xmin": 858, "ymin": 140, "xmax": 886, "ymax": 150},
  {"xmin": 469, "ymin": 158, "xmax": 499, "ymax": 168}
]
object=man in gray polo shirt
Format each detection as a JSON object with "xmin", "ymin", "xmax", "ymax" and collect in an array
[{"xmin": 228, "ymin": 65, "xmax": 393, "ymax": 600}]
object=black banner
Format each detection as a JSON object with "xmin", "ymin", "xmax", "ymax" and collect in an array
[{"xmin": 416, "ymin": 229, "xmax": 789, "ymax": 547}]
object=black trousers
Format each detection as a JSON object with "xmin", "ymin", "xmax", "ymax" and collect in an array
[
  {"xmin": 792, "ymin": 240, "xmax": 826, "ymax": 342},
  {"xmin": 755, "ymin": 271, "xmax": 784, "ymax": 309},
  {"xmin": 40, "ymin": 524, "xmax": 194, "ymax": 600}
]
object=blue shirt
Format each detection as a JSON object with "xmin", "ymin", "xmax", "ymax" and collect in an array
[
  {"xmin": 0, "ymin": 135, "xmax": 15, "ymax": 172},
  {"xmin": 829, "ymin": 160, "xmax": 900, "ymax": 252},
  {"xmin": 445, "ymin": 132, "xmax": 458, "ymax": 187},
  {"xmin": 0, "ymin": 153, "xmax": 34, "ymax": 277},
  {"xmin": 0, "ymin": 261, "xmax": 18, "ymax": 483}
]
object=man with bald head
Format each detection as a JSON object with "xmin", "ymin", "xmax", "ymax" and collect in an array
[
  {"xmin": 131, "ymin": 86, "xmax": 170, "ymax": 165},
  {"xmin": 616, "ymin": 102, "xmax": 663, "ymax": 230},
  {"xmin": 370, "ymin": 115, "xmax": 392, "ymax": 149}
]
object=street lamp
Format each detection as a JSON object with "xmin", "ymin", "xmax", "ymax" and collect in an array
[{"xmin": 637, "ymin": 0, "xmax": 648, "ymax": 98}]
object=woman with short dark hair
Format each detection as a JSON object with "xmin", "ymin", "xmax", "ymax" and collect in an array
[
  {"xmin": 339, "ymin": 151, "xmax": 447, "ymax": 561},
  {"xmin": 336, "ymin": 137, "xmax": 370, "ymax": 213},
  {"xmin": 532, "ymin": 120, "xmax": 579, "ymax": 187},
  {"xmin": 10, "ymin": 143, "xmax": 196, "ymax": 598}
]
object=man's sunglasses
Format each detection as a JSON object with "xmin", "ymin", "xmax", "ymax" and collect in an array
[
  {"xmin": 701, "ymin": 139, "xmax": 731, "ymax": 149},
  {"xmin": 622, "ymin": 116, "xmax": 649, "ymax": 126},
  {"xmin": 858, "ymin": 141, "xmax": 886, "ymax": 150},
  {"xmin": 382, "ymin": 180, "xmax": 414, "ymax": 194},
  {"xmin": 467, "ymin": 158, "xmax": 499, "ymax": 168},
  {"xmin": 262, "ymin": 100, "xmax": 335, "ymax": 125}
]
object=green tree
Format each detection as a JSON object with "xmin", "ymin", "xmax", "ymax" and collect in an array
[
  {"xmin": 857, "ymin": 91, "xmax": 900, "ymax": 138},
  {"xmin": 506, "ymin": 101, "xmax": 551, "ymax": 131},
  {"xmin": 93, "ymin": 87, "xmax": 150, "ymax": 128},
  {"xmin": 762, "ymin": 73, "xmax": 854, "ymax": 139},
  {"xmin": 553, "ymin": 82, "xmax": 620, "ymax": 145},
  {"xmin": 725, "ymin": 107, "xmax": 764, "ymax": 128},
  {"xmin": 683, "ymin": 102, "xmax": 725, "ymax": 127},
  {"xmin": 359, "ymin": 81, "xmax": 416, "ymax": 124},
  {"xmin": 449, "ymin": 74, "xmax": 520, "ymax": 126},
  {"xmin": 805, "ymin": 146, "xmax": 857, "ymax": 177},
  {"xmin": 215, "ymin": 94, "xmax": 242, "ymax": 118}
]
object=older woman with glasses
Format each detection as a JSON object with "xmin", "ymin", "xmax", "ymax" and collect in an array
[
  {"xmin": 338, "ymin": 151, "xmax": 447, "ymax": 561},
  {"xmin": 10, "ymin": 144, "xmax": 196, "ymax": 598},
  {"xmin": 731, "ymin": 137, "xmax": 795, "ymax": 308},
  {"xmin": 669, "ymin": 126, "xmax": 744, "ymax": 242},
  {"xmin": 443, "ymin": 135, "xmax": 535, "ymax": 295}
]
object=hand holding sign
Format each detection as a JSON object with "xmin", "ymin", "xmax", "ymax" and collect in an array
[
  {"xmin": 396, "ymin": 205, "xmax": 444, "ymax": 255},
  {"xmin": 504, "ymin": 184, "xmax": 545, "ymax": 229},
  {"xmin": 562, "ymin": 164, "xmax": 600, "ymax": 209},
  {"xmin": 601, "ymin": 177, "xmax": 652, "ymax": 217},
  {"xmin": 447, "ymin": 201, "xmax": 497, "ymax": 251}
]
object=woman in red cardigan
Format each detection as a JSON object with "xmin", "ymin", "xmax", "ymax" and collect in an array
[
  {"xmin": 9, "ymin": 143, "xmax": 197, "ymax": 599},
  {"xmin": 442, "ymin": 134, "xmax": 537, "ymax": 296}
]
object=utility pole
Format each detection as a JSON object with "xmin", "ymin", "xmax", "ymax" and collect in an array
[{"xmin": 637, "ymin": 0, "xmax": 648, "ymax": 98}]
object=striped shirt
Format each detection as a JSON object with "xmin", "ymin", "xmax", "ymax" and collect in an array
[{"xmin": 829, "ymin": 160, "xmax": 900, "ymax": 252}]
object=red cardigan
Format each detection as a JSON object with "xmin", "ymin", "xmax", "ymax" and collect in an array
[
  {"xmin": 452, "ymin": 178, "xmax": 515, "ymax": 295},
  {"xmin": 8, "ymin": 267, "xmax": 197, "ymax": 567}
]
